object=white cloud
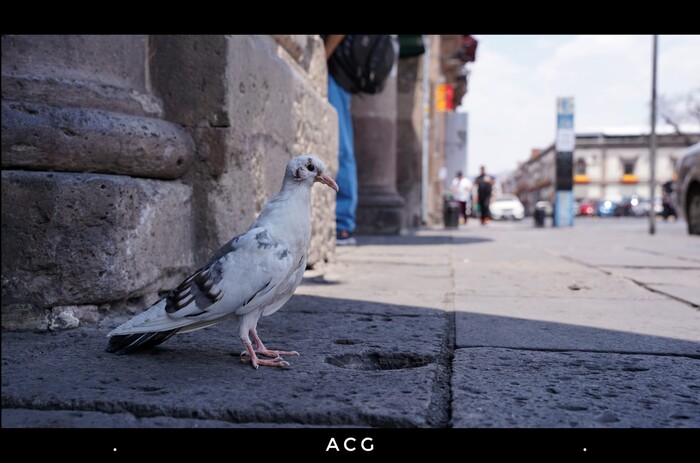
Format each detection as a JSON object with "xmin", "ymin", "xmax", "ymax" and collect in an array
[{"xmin": 461, "ymin": 35, "xmax": 700, "ymax": 178}]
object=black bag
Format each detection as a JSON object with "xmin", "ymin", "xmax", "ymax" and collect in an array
[{"xmin": 327, "ymin": 35, "xmax": 396, "ymax": 95}]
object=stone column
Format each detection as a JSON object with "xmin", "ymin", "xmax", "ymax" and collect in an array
[
  {"xmin": 396, "ymin": 56, "xmax": 424, "ymax": 229},
  {"xmin": 351, "ymin": 61, "xmax": 405, "ymax": 234},
  {"xmin": 1, "ymin": 35, "xmax": 196, "ymax": 329}
]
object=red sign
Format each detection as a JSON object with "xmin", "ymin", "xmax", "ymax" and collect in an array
[
  {"xmin": 436, "ymin": 84, "xmax": 455, "ymax": 112},
  {"xmin": 445, "ymin": 84, "xmax": 454, "ymax": 111}
]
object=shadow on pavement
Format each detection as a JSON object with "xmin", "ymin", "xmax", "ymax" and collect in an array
[
  {"xmin": 356, "ymin": 235, "xmax": 492, "ymax": 246},
  {"xmin": 1, "ymin": 294, "xmax": 698, "ymax": 428}
]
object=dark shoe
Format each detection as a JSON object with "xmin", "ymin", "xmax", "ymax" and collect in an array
[{"xmin": 336, "ymin": 230, "xmax": 357, "ymax": 246}]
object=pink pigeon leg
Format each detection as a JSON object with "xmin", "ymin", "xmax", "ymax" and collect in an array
[
  {"xmin": 240, "ymin": 342, "xmax": 290, "ymax": 369},
  {"xmin": 249, "ymin": 328, "xmax": 300, "ymax": 358}
]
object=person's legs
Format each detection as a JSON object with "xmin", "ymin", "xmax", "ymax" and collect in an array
[
  {"xmin": 479, "ymin": 197, "xmax": 490, "ymax": 224},
  {"xmin": 482, "ymin": 196, "xmax": 491, "ymax": 222},
  {"xmin": 327, "ymin": 75, "xmax": 357, "ymax": 242},
  {"xmin": 458, "ymin": 201, "xmax": 467, "ymax": 224}
]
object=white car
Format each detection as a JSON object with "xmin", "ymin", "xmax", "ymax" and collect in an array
[{"xmin": 490, "ymin": 194, "xmax": 525, "ymax": 221}]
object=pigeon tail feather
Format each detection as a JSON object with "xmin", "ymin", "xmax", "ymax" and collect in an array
[{"xmin": 106, "ymin": 329, "xmax": 180, "ymax": 354}]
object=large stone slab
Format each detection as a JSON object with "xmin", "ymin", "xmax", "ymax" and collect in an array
[
  {"xmin": 2, "ymin": 295, "xmax": 450, "ymax": 427},
  {"xmin": 451, "ymin": 347, "xmax": 700, "ymax": 427},
  {"xmin": 454, "ymin": 297, "xmax": 700, "ymax": 355},
  {"xmin": 1, "ymin": 170, "xmax": 194, "ymax": 311}
]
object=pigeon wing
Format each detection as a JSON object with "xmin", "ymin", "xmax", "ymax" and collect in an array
[{"xmin": 108, "ymin": 226, "xmax": 294, "ymax": 335}]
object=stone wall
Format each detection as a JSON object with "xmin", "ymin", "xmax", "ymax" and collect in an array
[{"xmin": 1, "ymin": 35, "xmax": 337, "ymax": 331}]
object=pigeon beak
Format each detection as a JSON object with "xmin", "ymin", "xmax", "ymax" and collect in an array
[{"xmin": 315, "ymin": 172, "xmax": 339, "ymax": 192}]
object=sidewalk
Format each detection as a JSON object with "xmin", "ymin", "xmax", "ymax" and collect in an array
[{"xmin": 2, "ymin": 218, "xmax": 699, "ymax": 427}]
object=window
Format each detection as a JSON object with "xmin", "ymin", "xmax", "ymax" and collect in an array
[
  {"xmin": 575, "ymin": 158, "xmax": 587, "ymax": 175},
  {"xmin": 622, "ymin": 158, "xmax": 636, "ymax": 175}
]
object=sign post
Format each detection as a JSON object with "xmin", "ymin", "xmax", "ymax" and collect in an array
[{"xmin": 554, "ymin": 97, "xmax": 575, "ymax": 227}]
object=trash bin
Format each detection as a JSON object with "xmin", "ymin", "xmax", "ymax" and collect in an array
[
  {"xmin": 534, "ymin": 201, "xmax": 547, "ymax": 228},
  {"xmin": 444, "ymin": 198, "xmax": 460, "ymax": 229}
]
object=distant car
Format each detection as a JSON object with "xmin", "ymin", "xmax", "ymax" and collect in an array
[
  {"xmin": 615, "ymin": 195, "xmax": 646, "ymax": 217},
  {"xmin": 535, "ymin": 200, "xmax": 554, "ymax": 217},
  {"xmin": 676, "ymin": 142, "xmax": 700, "ymax": 235},
  {"xmin": 615, "ymin": 196, "xmax": 634, "ymax": 216},
  {"xmin": 597, "ymin": 199, "xmax": 618, "ymax": 217},
  {"xmin": 578, "ymin": 200, "xmax": 595, "ymax": 216},
  {"xmin": 631, "ymin": 198, "xmax": 652, "ymax": 217},
  {"xmin": 490, "ymin": 194, "xmax": 525, "ymax": 220},
  {"xmin": 573, "ymin": 200, "xmax": 582, "ymax": 216}
]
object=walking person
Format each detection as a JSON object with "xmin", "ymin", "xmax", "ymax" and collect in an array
[
  {"xmin": 450, "ymin": 171, "xmax": 472, "ymax": 225},
  {"xmin": 323, "ymin": 34, "xmax": 396, "ymax": 245},
  {"xmin": 324, "ymin": 35, "xmax": 358, "ymax": 245},
  {"xmin": 474, "ymin": 166, "xmax": 495, "ymax": 225}
]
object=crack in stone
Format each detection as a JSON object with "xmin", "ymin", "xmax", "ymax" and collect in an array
[
  {"xmin": 558, "ymin": 255, "xmax": 699, "ymax": 310},
  {"xmin": 602, "ymin": 265, "xmax": 700, "ymax": 270},
  {"xmin": 626, "ymin": 277, "xmax": 700, "ymax": 310},
  {"xmin": 454, "ymin": 345, "xmax": 700, "ymax": 360},
  {"xmin": 624, "ymin": 246, "xmax": 700, "ymax": 264}
]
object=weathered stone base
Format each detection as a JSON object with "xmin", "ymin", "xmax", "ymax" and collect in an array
[
  {"xmin": 356, "ymin": 190, "xmax": 405, "ymax": 235},
  {"xmin": 1, "ymin": 171, "xmax": 194, "ymax": 315}
]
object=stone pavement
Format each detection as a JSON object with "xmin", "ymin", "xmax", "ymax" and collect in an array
[{"xmin": 2, "ymin": 218, "xmax": 699, "ymax": 428}]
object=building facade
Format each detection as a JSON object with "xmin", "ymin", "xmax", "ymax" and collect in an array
[
  {"xmin": 2, "ymin": 35, "xmax": 338, "ymax": 330},
  {"xmin": 1, "ymin": 34, "xmax": 477, "ymax": 330},
  {"xmin": 503, "ymin": 129, "xmax": 700, "ymax": 214},
  {"xmin": 394, "ymin": 35, "xmax": 477, "ymax": 228}
]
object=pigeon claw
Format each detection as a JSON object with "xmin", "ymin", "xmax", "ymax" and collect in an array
[
  {"xmin": 241, "ymin": 344, "xmax": 293, "ymax": 369},
  {"xmin": 241, "ymin": 355, "xmax": 291, "ymax": 369}
]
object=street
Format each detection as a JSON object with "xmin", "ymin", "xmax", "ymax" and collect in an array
[{"xmin": 2, "ymin": 217, "xmax": 699, "ymax": 429}]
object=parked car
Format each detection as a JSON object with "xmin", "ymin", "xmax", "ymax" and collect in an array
[
  {"xmin": 490, "ymin": 194, "xmax": 525, "ymax": 220},
  {"xmin": 631, "ymin": 198, "xmax": 652, "ymax": 217},
  {"xmin": 675, "ymin": 142, "xmax": 700, "ymax": 235},
  {"xmin": 578, "ymin": 199, "xmax": 596, "ymax": 216},
  {"xmin": 615, "ymin": 195, "xmax": 648, "ymax": 217},
  {"xmin": 597, "ymin": 199, "xmax": 618, "ymax": 217}
]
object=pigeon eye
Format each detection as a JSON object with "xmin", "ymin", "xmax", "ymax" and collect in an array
[{"xmin": 307, "ymin": 164, "xmax": 315, "ymax": 172}]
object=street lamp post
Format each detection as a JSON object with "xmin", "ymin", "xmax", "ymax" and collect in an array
[{"xmin": 649, "ymin": 35, "xmax": 658, "ymax": 235}]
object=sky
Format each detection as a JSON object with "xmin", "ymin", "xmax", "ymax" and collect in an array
[{"xmin": 459, "ymin": 35, "xmax": 700, "ymax": 178}]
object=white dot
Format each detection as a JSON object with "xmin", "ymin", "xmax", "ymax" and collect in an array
[
  {"xmin": 113, "ymin": 448, "xmax": 117, "ymax": 452},
  {"xmin": 583, "ymin": 448, "xmax": 587, "ymax": 452}
]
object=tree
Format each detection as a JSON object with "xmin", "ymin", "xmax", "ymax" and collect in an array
[{"xmin": 658, "ymin": 87, "xmax": 700, "ymax": 145}]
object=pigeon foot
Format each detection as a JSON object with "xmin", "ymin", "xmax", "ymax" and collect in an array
[
  {"xmin": 241, "ymin": 342, "xmax": 292, "ymax": 369},
  {"xmin": 249, "ymin": 331, "xmax": 300, "ymax": 358}
]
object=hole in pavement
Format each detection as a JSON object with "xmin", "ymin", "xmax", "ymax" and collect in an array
[{"xmin": 325, "ymin": 352, "xmax": 433, "ymax": 371}]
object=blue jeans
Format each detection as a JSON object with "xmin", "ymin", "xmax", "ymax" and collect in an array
[{"xmin": 327, "ymin": 74, "xmax": 357, "ymax": 234}]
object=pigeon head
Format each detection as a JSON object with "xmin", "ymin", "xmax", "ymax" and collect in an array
[{"xmin": 286, "ymin": 154, "xmax": 339, "ymax": 192}]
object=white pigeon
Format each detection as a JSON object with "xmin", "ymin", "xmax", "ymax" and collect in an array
[{"xmin": 106, "ymin": 154, "xmax": 339, "ymax": 369}]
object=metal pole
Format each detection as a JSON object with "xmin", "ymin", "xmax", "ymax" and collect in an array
[
  {"xmin": 421, "ymin": 35, "xmax": 431, "ymax": 225},
  {"xmin": 649, "ymin": 35, "xmax": 658, "ymax": 235}
]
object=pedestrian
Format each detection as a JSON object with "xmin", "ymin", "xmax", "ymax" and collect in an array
[
  {"xmin": 474, "ymin": 165, "xmax": 495, "ymax": 225},
  {"xmin": 661, "ymin": 179, "xmax": 677, "ymax": 220},
  {"xmin": 323, "ymin": 35, "xmax": 396, "ymax": 245},
  {"xmin": 450, "ymin": 171, "xmax": 472, "ymax": 225},
  {"xmin": 324, "ymin": 35, "xmax": 358, "ymax": 246}
]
